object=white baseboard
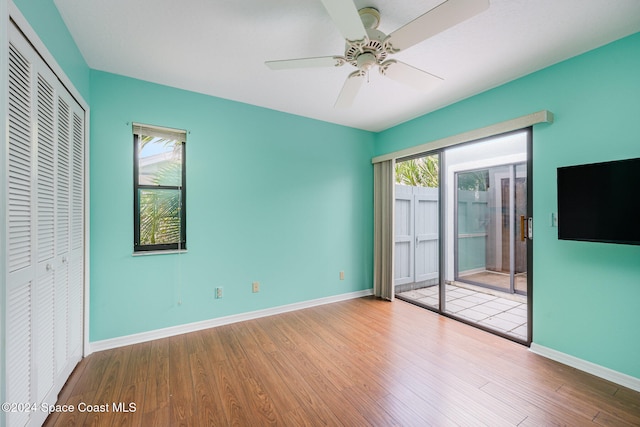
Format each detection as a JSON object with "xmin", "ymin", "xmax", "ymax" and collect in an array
[
  {"xmin": 88, "ymin": 289, "xmax": 373, "ymax": 354},
  {"xmin": 529, "ymin": 343, "xmax": 640, "ymax": 392}
]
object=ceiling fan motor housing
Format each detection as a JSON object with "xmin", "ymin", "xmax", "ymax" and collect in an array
[{"xmin": 344, "ymin": 28, "xmax": 389, "ymax": 70}]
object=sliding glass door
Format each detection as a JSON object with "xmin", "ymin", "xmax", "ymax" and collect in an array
[
  {"xmin": 395, "ymin": 129, "xmax": 531, "ymax": 344},
  {"xmin": 443, "ymin": 131, "xmax": 529, "ymax": 342}
]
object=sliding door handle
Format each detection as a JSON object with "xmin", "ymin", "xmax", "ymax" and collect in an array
[{"xmin": 520, "ymin": 216, "xmax": 533, "ymax": 241}]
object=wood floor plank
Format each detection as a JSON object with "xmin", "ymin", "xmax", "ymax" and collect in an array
[
  {"xmin": 557, "ymin": 382, "xmax": 640, "ymax": 425},
  {"xmin": 374, "ymin": 392, "xmax": 453, "ymax": 427},
  {"xmin": 44, "ymin": 297, "xmax": 640, "ymax": 426},
  {"xmin": 241, "ymin": 375, "xmax": 285, "ymax": 425},
  {"xmin": 243, "ymin": 318, "xmax": 280, "ymax": 354},
  {"xmin": 269, "ymin": 314, "xmax": 355, "ymax": 392},
  {"xmin": 142, "ymin": 337, "xmax": 169, "ymax": 416},
  {"xmin": 282, "ymin": 406, "xmax": 322, "ymax": 427},
  {"xmin": 82, "ymin": 345, "xmax": 132, "ymax": 426},
  {"xmin": 199, "ymin": 326, "xmax": 229, "ymax": 364},
  {"xmin": 278, "ymin": 312, "xmax": 389, "ymax": 401},
  {"xmin": 48, "ymin": 391, "xmax": 93, "ymax": 427},
  {"xmin": 188, "ymin": 351, "xmax": 228, "ymax": 427},
  {"xmin": 593, "ymin": 409, "xmax": 640, "ymax": 427},
  {"xmin": 125, "ymin": 340, "xmax": 152, "ymax": 386},
  {"xmin": 168, "ymin": 334, "xmax": 196, "ymax": 426},
  {"xmin": 265, "ymin": 350, "xmax": 344, "ymax": 426},
  {"xmin": 113, "ymin": 382, "xmax": 145, "ymax": 427},
  {"xmin": 227, "ymin": 323, "xmax": 298, "ymax": 415},
  {"xmin": 217, "ymin": 322, "xmax": 288, "ymax": 424},
  {"xmin": 212, "ymin": 357, "xmax": 253, "ymax": 426},
  {"xmin": 615, "ymin": 386, "xmax": 640, "ymax": 409},
  {"xmin": 355, "ymin": 351, "xmax": 460, "ymax": 426},
  {"xmin": 480, "ymin": 380, "xmax": 593, "ymax": 426},
  {"xmin": 265, "ymin": 323, "xmax": 371, "ymax": 426},
  {"xmin": 339, "ymin": 387, "xmax": 401, "ymax": 427}
]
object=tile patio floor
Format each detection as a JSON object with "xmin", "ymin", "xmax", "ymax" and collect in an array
[{"xmin": 397, "ymin": 283, "xmax": 528, "ymax": 341}]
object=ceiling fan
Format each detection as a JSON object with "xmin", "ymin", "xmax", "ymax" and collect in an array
[{"xmin": 265, "ymin": 0, "xmax": 489, "ymax": 108}]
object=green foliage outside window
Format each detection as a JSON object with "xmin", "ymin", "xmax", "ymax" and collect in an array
[{"xmin": 395, "ymin": 156, "xmax": 439, "ymax": 187}]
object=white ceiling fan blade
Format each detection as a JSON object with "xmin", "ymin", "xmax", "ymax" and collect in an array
[
  {"xmin": 334, "ymin": 71, "xmax": 365, "ymax": 108},
  {"xmin": 379, "ymin": 60, "xmax": 443, "ymax": 92},
  {"xmin": 265, "ymin": 56, "xmax": 345, "ymax": 70},
  {"xmin": 388, "ymin": 0, "xmax": 489, "ymax": 51},
  {"xmin": 319, "ymin": 0, "xmax": 368, "ymax": 42}
]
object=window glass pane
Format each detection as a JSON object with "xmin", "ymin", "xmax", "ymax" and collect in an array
[
  {"xmin": 138, "ymin": 136, "xmax": 183, "ymax": 186},
  {"xmin": 138, "ymin": 188, "xmax": 183, "ymax": 245}
]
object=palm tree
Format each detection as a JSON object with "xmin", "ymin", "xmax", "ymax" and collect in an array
[{"xmin": 395, "ymin": 156, "xmax": 439, "ymax": 187}]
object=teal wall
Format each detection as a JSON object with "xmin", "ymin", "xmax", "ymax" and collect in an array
[
  {"xmin": 89, "ymin": 71, "xmax": 374, "ymax": 341},
  {"xmin": 376, "ymin": 33, "xmax": 640, "ymax": 379},
  {"xmin": 12, "ymin": 0, "xmax": 90, "ymax": 101}
]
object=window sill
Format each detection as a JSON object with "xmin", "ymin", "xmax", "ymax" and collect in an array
[{"xmin": 132, "ymin": 249, "xmax": 188, "ymax": 257}]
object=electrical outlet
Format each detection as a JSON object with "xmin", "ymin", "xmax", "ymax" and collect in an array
[
  {"xmin": 216, "ymin": 287, "xmax": 223, "ymax": 299},
  {"xmin": 252, "ymin": 282, "xmax": 259, "ymax": 293},
  {"xmin": 339, "ymin": 271, "xmax": 345, "ymax": 280}
]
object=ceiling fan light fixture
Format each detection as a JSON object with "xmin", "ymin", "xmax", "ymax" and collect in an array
[{"xmin": 356, "ymin": 52, "xmax": 377, "ymax": 71}]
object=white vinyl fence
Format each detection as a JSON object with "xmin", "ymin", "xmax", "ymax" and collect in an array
[{"xmin": 394, "ymin": 185, "xmax": 439, "ymax": 291}]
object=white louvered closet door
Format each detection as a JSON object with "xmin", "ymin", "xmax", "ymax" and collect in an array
[
  {"xmin": 67, "ymin": 102, "xmax": 85, "ymax": 364},
  {"xmin": 35, "ymin": 60, "xmax": 58, "ymax": 410},
  {"xmin": 6, "ymin": 25, "xmax": 36, "ymax": 427},
  {"xmin": 6, "ymin": 21, "xmax": 85, "ymax": 427}
]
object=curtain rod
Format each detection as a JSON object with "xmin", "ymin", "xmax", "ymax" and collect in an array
[{"xmin": 372, "ymin": 110, "xmax": 553, "ymax": 164}]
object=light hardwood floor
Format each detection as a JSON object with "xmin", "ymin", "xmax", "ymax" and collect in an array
[{"xmin": 45, "ymin": 297, "xmax": 640, "ymax": 426}]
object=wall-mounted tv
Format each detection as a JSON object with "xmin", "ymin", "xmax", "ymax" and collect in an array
[{"xmin": 557, "ymin": 157, "xmax": 640, "ymax": 245}]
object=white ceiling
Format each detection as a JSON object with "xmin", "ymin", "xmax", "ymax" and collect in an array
[{"xmin": 54, "ymin": 0, "xmax": 640, "ymax": 132}]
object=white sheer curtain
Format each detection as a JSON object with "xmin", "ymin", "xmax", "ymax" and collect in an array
[{"xmin": 373, "ymin": 160, "xmax": 395, "ymax": 300}]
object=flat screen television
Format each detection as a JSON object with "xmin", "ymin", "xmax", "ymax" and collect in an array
[{"xmin": 557, "ymin": 157, "xmax": 640, "ymax": 245}]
